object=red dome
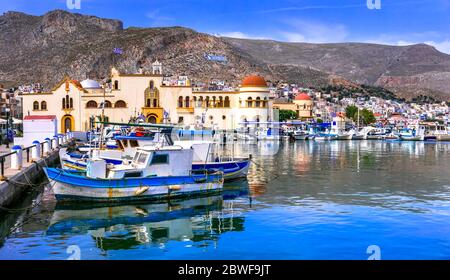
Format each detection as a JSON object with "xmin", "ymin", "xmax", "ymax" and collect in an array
[
  {"xmin": 241, "ymin": 75, "xmax": 267, "ymax": 87},
  {"xmin": 295, "ymin": 93, "xmax": 312, "ymax": 101}
]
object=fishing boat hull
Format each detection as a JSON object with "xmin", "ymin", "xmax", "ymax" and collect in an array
[
  {"xmin": 44, "ymin": 168, "xmax": 223, "ymax": 202},
  {"xmin": 61, "ymin": 151, "xmax": 249, "ymax": 182},
  {"xmin": 399, "ymin": 135, "xmax": 423, "ymax": 141},
  {"xmin": 314, "ymin": 134, "xmax": 337, "ymax": 141},
  {"xmin": 335, "ymin": 134, "xmax": 352, "ymax": 140},
  {"xmin": 436, "ymin": 134, "xmax": 450, "ymax": 141},
  {"xmin": 192, "ymin": 159, "xmax": 250, "ymax": 181},
  {"xmin": 351, "ymin": 135, "xmax": 365, "ymax": 140},
  {"xmin": 366, "ymin": 135, "xmax": 385, "ymax": 140}
]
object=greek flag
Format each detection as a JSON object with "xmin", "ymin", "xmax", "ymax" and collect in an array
[
  {"xmin": 137, "ymin": 114, "xmax": 145, "ymax": 121},
  {"xmin": 113, "ymin": 47, "xmax": 123, "ymax": 55}
]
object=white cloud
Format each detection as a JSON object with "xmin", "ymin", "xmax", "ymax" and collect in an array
[
  {"xmin": 279, "ymin": 19, "xmax": 348, "ymax": 43},
  {"xmin": 364, "ymin": 37, "xmax": 450, "ymax": 54},
  {"xmin": 145, "ymin": 10, "xmax": 173, "ymax": 21},
  {"xmin": 424, "ymin": 40, "xmax": 450, "ymax": 54},
  {"xmin": 218, "ymin": 32, "xmax": 268, "ymax": 40}
]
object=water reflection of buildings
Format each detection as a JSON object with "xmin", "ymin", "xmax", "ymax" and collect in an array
[{"xmin": 46, "ymin": 182, "xmax": 250, "ymax": 253}]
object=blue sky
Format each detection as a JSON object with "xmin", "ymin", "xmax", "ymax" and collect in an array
[{"xmin": 1, "ymin": 0, "xmax": 450, "ymax": 53}]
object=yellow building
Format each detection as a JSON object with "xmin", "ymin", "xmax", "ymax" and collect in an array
[
  {"xmin": 273, "ymin": 93, "xmax": 314, "ymax": 120},
  {"xmin": 21, "ymin": 62, "xmax": 273, "ymax": 133}
]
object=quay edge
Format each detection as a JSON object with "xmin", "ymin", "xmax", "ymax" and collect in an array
[{"xmin": 0, "ymin": 150, "xmax": 60, "ymax": 209}]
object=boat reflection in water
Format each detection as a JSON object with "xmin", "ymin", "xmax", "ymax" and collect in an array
[{"xmin": 45, "ymin": 180, "xmax": 250, "ymax": 253}]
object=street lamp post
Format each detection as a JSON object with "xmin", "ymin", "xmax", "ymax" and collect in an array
[{"xmin": 5, "ymin": 106, "xmax": 11, "ymax": 148}]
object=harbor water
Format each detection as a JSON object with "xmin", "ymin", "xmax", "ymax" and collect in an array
[{"xmin": 1, "ymin": 140, "xmax": 450, "ymax": 260}]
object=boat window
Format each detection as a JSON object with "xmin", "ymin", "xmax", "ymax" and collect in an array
[
  {"xmin": 122, "ymin": 140, "xmax": 128, "ymax": 148},
  {"xmin": 124, "ymin": 171, "xmax": 142, "ymax": 178},
  {"xmin": 150, "ymin": 154, "xmax": 169, "ymax": 165},
  {"xmin": 130, "ymin": 140, "xmax": 139, "ymax": 147},
  {"xmin": 133, "ymin": 152, "xmax": 140, "ymax": 162},
  {"xmin": 137, "ymin": 153, "xmax": 148, "ymax": 164}
]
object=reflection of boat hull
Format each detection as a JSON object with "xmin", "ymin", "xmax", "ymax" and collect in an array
[
  {"xmin": 44, "ymin": 168, "xmax": 223, "ymax": 202},
  {"xmin": 47, "ymin": 195, "xmax": 223, "ymax": 236}
]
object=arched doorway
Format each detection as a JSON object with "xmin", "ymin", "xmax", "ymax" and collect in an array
[
  {"xmin": 61, "ymin": 115, "xmax": 74, "ymax": 133},
  {"xmin": 147, "ymin": 114, "xmax": 157, "ymax": 124}
]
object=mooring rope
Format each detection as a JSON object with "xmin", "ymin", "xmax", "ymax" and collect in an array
[{"xmin": 0, "ymin": 164, "xmax": 62, "ymax": 213}]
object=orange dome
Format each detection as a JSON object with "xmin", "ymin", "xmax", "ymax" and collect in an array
[
  {"xmin": 295, "ymin": 93, "xmax": 312, "ymax": 101},
  {"xmin": 241, "ymin": 75, "xmax": 267, "ymax": 87}
]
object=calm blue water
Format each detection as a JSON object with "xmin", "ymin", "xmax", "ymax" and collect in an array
[{"xmin": 1, "ymin": 140, "xmax": 450, "ymax": 260}]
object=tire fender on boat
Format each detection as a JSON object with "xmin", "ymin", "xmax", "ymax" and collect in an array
[{"xmin": 135, "ymin": 186, "xmax": 149, "ymax": 196}]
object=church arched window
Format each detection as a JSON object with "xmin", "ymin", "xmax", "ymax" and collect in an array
[
  {"xmin": 150, "ymin": 80, "xmax": 154, "ymax": 89},
  {"xmin": 185, "ymin": 96, "xmax": 190, "ymax": 108},
  {"xmin": 33, "ymin": 101, "xmax": 39, "ymax": 110},
  {"xmin": 224, "ymin": 96, "xmax": 230, "ymax": 107},
  {"xmin": 115, "ymin": 100, "xmax": 126, "ymax": 108},
  {"xmin": 86, "ymin": 100, "xmax": 97, "ymax": 108},
  {"xmin": 178, "ymin": 96, "xmax": 184, "ymax": 108},
  {"xmin": 255, "ymin": 97, "xmax": 261, "ymax": 108},
  {"xmin": 114, "ymin": 80, "xmax": 119, "ymax": 90},
  {"xmin": 247, "ymin": 97, "xmax": 253, "ymax": 108}
]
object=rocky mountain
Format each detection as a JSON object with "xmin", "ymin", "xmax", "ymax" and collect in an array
[
  {"xmin": 1, "ymin": 9, "xmax": 450, "ymax": 101},
  {"xmin": 225, "ymin": 38, "xmax": 450, "ymax": 100}
]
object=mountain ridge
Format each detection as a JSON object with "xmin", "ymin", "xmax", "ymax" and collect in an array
[{"xmin": 1, "ymin": 9, "xmax": 449, "ymax": 101}]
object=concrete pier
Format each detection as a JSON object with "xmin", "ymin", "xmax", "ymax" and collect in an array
[{"xmin": 0, "ymin": 137, "xmax": 67, "ymax": 209}]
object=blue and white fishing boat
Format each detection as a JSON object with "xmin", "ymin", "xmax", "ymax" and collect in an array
[
  {"xmin": 45, "ymin": 146, "xmax": 224, "ymax": 202},
  {"xmin": 60, "ymin": 122, "xmax": 250, "ymax": 181},
  {"xmin": 399, "ymin": 125, "xmax": 425, "ymax": 141}
]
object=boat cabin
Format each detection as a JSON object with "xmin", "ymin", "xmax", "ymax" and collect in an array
[{"xmin": 86, "ymin": 146, "xmax": 194, "ymax": 179}]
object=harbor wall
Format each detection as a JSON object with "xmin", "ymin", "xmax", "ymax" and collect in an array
[{"xmin": 0, "ymin": 150, "xmax": 59, "ymax": 209}]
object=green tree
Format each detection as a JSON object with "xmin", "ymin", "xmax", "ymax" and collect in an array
[
  {"xmin": 361, "ymin": 109, "xmax": 376, "ymax": 124},
  {"xmin": 278, "ymin": 110, "xmax": 297, "ymax": 122},
  {"xmin": 345, "ymin": 105, "xmax": 358, "ymax": 120}
]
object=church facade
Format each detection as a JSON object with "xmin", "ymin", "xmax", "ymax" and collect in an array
[{"xmin": 21, "ymin": 62, "xmax": 274, "ymax": 133}]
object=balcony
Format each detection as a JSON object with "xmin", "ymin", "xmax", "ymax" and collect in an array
[{"xmin": 177, "ymin": 107, "xmax": 194, "ymax": 113}]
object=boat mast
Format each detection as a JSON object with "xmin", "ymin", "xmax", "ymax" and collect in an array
[
  {"xmin": 98, "ymin": 87, "xmax": 106, "ymax": 154},
  {"xmin": 357, "ymin": 107, "xmax": 360, "ymax": 130}
]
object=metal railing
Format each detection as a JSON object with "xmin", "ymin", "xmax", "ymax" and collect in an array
[{"xmin": 0, "ymin": 133, "xmax": 71, "ymax": 180}]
